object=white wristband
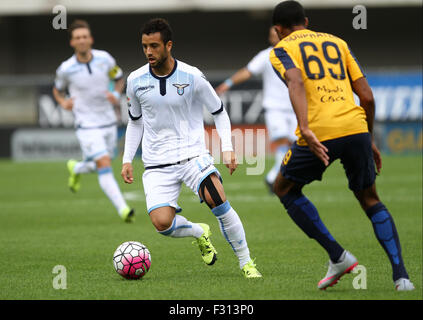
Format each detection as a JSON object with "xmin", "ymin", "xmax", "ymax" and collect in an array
[
  {"xmin": 112, "ymin": 91, "xmax": 121, "ymax": 100},
  {"xmin": 224, "ymin": 78, "xmax": 233, "ymax": 88}
]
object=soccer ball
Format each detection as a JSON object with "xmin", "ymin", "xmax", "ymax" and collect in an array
[{"xmin": 113, "ymin": 241, "xmax": 151, "ymax": 279}]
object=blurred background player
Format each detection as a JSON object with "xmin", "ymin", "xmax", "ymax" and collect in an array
[
  {"xmin": 52, "ymin": 19, "xmax": 135, "ymax": 223},
  {"xmin": 121, "ymin": 18, "xmax": 261, "ymax": 278},
  {"xmin": 215, "ymin": 27, "xmax": 297, "ymax": 193},
  {"xmin": 270, "ymin": 1, "xmax": 414, "ymax": 291}
]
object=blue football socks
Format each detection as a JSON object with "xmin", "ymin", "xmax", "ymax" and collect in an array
[
  {"xmin": 365, "ymin": 202, "xmax": 408, "ymax": 281},
  {"xmin": 280, "ymin": 191, "xmax": 344, "ymax": 263}
]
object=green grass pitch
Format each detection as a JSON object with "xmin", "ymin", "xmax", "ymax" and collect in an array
[{"xmin": 0, "ymin": 155, "xmax": 421, "ymax": 300}]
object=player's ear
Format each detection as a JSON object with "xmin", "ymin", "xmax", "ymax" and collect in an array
[
  {"xmin": 69, "ymin": 37, "xmax": 75, "ymax": 49},
  {"xmin": 166, "ymin": 40, "xmax": 173, "ymax": 52},
  {"xmin": 273, "ymin": 25, "xmax": 283, "ymax": 40},
  {"xmin": 304, "ymin": 17, "xmax": 309, "ymax": 28}
]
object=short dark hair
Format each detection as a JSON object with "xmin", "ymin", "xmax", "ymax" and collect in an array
[
  {"xmin": 141, "ymin": 18, "xmax": 173, "ymax": 44},
  {"xmin": 272, "ymin": 1, "xmax": 306, "ymax": 28},
  {"xmin": 68, "ymin": 19, "xmax": 91, "ymax": 38}
]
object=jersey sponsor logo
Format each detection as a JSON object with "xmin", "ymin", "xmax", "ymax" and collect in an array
[
  {"xmin": 173, "ymin": 83, "xmax": 190, "ymax": 96},
  {"xmin": 136, "ymin": 85, "xmax": 155, "ymax": 93}
]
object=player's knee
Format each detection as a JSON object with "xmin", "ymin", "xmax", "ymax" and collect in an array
[
  {"xmin": 96, "ymin": 155, "xmax": 111, "ymax": 169},
  {"xmin": 273, "ymin": 174, "xmax": 291, "ymax": 198},
  {"xmin": 279, "ymin": 189, "xmax": 303, "ymax": 210},
  {"xmin": 152, "ymin": 218, "xmax": 173, "ymax": 233},
  {"xmin": 273, "ymin": 182, "xmax": 286, "ymax": 198},
  {"xmin": 354, "ymin": 184, "xmax": 380, "ymax": 210},
  {"xmin": 199, "ymin": 174, "xmax": 226, "ymax": 209},
  {"xmin": 150, "ymin": 211, "xmax": 174, "ymax": 232}
]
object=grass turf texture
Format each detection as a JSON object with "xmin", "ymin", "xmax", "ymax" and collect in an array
[{"xmin": 0, "ymin": 155, "xmax": 421, "ymax": 300}]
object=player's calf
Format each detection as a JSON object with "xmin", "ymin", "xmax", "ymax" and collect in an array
[
  {"xmin": 279, "ymin": 187, "xmax": 345, "ymax": 264},
  {"xmin": 150, "ymin": 206, "xmax": 217, "ymax": 265},
  {"xmin": 199, "ymin": 174, "xmax": 260, "ymax": 275},
  {"xmin": 364, "ymin": 201, "xmax": 411, "ymax": 285}
]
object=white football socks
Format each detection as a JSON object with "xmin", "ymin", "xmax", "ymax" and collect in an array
[
  {"xmin": 74, "ymin": 161, "xmax": 96, "ymax": 174},
  {"xmin": 158, "ymin": 214, "xmax": 204, "ymax": 238},
  {"xmin": 212, "ymin": 201, "xmax": 251, "ymax": 268},
  {"xmin": 97, "ymin": 167, "xmax": 128, "ymax": 215}
]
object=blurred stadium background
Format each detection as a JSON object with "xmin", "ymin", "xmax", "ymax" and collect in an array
[{"xmin": 0, "ymin": 0, "xmax": 421, "ymax": 161}]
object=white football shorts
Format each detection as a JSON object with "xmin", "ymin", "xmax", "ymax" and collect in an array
[
  {"xmin": 142, "ymin": 153, "xmax": 221, "ymax": 214},
  {"xmin": 75, "ymin": 125, "xmax": 117, "ymax": 161},
  {"xmin": 264, "ymin": 109, "xmax": 298, "ymax": 143}
]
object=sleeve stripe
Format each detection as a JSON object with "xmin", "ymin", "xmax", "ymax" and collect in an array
[
  {"xmin": 348, "ymin": 46, "xmax": 366, "ymax": 77},
  {"xmin": 128, "ymin": 110, "xmax": 142, "ymax": 121},
  {"xmin": 272, "ymin": 66, "xmax": 287, "ymax": 86},
  {"xmin": 274, "ymin": 47, "xmax": 296, "ymax": 71},
  {"xmin": 211, "ymin": 101, "xmax": 224, "ymax": 115}
]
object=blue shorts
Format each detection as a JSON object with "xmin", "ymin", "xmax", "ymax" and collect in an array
[{"xmin": 281, "ymin": 133, "xmax": 376, "ymax": 192}]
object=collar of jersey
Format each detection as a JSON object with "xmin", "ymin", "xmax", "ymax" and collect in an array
[
  {"xmin": 282, "ymin": 28, "xmax": 311, "ymax": 40},
  {"xmin": 74, "ymin": 51, "xmax": 94, "ymax": 64},
  {"xmin": 149, "ymin": 59, "xmax": 178, "ymax": 80}
]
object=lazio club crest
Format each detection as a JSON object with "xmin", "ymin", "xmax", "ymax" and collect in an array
[{"xmin": 173, "ymin": 83, "xmax": 189, "ymax": 96}]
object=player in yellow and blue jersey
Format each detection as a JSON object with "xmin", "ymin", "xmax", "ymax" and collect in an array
[{"xmin": 270, "ymin": 1, "xmax": 414, "ymax": 291}]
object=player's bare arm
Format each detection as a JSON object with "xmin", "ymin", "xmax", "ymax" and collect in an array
[
  {"xmin": 352, "ymin": 77, "xmax": 381, "ymax": 173},
  {"xmin": 106, "ymin": 77, "xmax": 125, "ymax": 106},
  {"xmin": 215, "ymin": 67, "xmax": 252, "ymax": 95},
  {"xmin": 52, "ymin": 87, "xmax": 73, "ymax": 110},
  {"xmin": 284, "ymin": 68, "xmax": 329, "ymax": 166}
]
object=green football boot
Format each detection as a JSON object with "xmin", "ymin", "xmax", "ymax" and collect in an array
[
  {"xmin": 195, "ymin": 223, "xmax": 217, "ymax": 266},
  {"xmin": 67, "ymin": 159, "xmax": 81, "ymax": 193},
  {"xmin": 120, "ymin": 207, "xmax": 135, "ymax": 223},
  {"xmin": 242, "ymin": 259, "xmax": 262, "ymax": 278}
]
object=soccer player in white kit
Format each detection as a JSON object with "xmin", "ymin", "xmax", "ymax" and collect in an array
[
  {"xmin": 216, "ymin": 27, "xmax": 297, "ymax": 192},
  {"xmin": 121, "ymin": 18, "xmax": 261, "ymax": 278},
  {"xmin": 53, "ymin": 20, "xmax": 135, "ymax": 223}
]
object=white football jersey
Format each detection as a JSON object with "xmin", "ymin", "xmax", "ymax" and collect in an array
[
  {"xmin": 126, "ymin": 60, "xmax": 223, "ymax": 167},
  {"xmin": 247, "ymin": 47, "xmax": 292, "ymax": 111},
  {"xmin": 54, "ymin": 49, "xmax": 123, "ymax": 128}
]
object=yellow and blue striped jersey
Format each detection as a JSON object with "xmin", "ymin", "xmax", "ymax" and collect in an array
[{"xmin": 270, "ymin": 29, "xmax": 368, "ymax": 146}]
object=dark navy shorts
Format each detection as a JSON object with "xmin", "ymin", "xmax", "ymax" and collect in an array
[{"xmin": 281, "ymin": 133, "xmax": 376, "ymax": 192}]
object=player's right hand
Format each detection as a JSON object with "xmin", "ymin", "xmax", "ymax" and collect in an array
[
  {"xmin": 121, "ymin": 163, "xmax": 134, "ymax": 184},
  {"xmin": 371, "ymin": 141, "xmax": 382, "ymax": 174},
  {"xmin": 223, "ymin": 151, "xmax": 237, "ymax": 175},
  {"xmin": 215, "ymin": 83, "xmax": 229, "ymax": 96},
  {"xmin": 61, "ymin": 98, "xmax": 74, "ymax": 110},
  {"xmin": 301, "ymin": 128, "xmax": 329, "ymax": 166}
]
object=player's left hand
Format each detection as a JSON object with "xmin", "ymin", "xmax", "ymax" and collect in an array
[
  {"xmin": 371, "ymin": 142, "xmax": 382, "ymax": 174},
  {"xmin": 106, "ymin": 91, "xmax": 120, "ymax": 106},
  {"xmin": 223, "ymin": 151, "xmax": 237, "ymax": 175}
]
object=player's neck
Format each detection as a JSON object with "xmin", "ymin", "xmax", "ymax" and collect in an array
[
  {"xmin": 76, "ymin": 50, "xmax": 93, "ymax": 63},
  {"xmin": 151, "ymin": 56, "xmax": 175, "ymax": 77},
  {"xmin": 283, "ymin": 25, "xmax": 307, "ymax": 39}
]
